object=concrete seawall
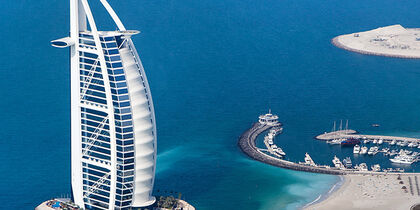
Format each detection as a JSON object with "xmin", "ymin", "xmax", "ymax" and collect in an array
[{"xmin": 238, "ymin": 123, "xmax": 345, "ymax": 175}]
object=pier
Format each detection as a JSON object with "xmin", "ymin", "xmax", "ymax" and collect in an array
[{"xmin": 316, "ymin": 130, "xmax": 420, "ymax": 143}]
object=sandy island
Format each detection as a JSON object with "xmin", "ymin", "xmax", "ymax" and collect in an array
[
  {"xmin": 305, "ymin": 174, "xmax": 420, "ymax": 210},
  {"xmin": 332, "ymin": 25, "xmax": 420, "ymax": 59}
]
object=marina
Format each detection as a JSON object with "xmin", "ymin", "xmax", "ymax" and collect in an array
[{"xmin": 239, "ymin": 113, "xmax": 420, "ymax": 175}]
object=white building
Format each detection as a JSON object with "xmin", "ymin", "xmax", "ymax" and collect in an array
[
  {"xmin": 258, "ymin": 111, "xmax": 280, "ymax": 126},
  {"xmin": 52, "ymin": 1, "xmax": 157, "ymax": 209}
]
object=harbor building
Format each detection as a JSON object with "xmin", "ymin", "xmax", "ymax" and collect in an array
[
  {"xmin": 258, "ymin": 111, "xmax": 280, "ymax": 126},
  {"xmin": 52, "ymin": 0, "xmax": 157, "ymax": 209}
]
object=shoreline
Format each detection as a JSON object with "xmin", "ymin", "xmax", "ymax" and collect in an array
[
  {"xmin": 331, "ymin": 36, "xmax": 420, "ymax": 59},
  {"xmin": 304, "ymin": 174, "xmax": 420, "ymax": 210},
  {"xmin": 300, "ymin": 175, "xmax": 346, "ymax": 209}
]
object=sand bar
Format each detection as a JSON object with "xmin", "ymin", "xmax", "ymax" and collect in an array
[{"xmin": 332, "ymin": 25, "xmax": 420, "ymax": 59}]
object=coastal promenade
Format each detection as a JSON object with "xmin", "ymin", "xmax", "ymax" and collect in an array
[
  {"xmin": 316, "ymin": 130, "xmax": 420, "ymax": 143},
  {"xmin": 238, "ymin": 123, "xmax": 345, "ymax": 175}
]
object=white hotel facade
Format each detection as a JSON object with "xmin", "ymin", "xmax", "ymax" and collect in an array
[{"xmin": 52, "ymin": 0, "xmax": 157, "ymax": 209}]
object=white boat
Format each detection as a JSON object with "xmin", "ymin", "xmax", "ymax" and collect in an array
[
  {"xmin": 390, "ymin": 140, "xmax": 396, "ymax": 145},
  {"xmin": 371, "ymin": 164, "xmax": 381, "ymax": 172},
  {"xmin": 329, "ymin": 139, "xmax": 342, "ymax": 145},
  {"xmin": 343, "ymin": 157, "xmax": 352, "ymax": 169},
  {"xmin": 400, "ymin": 141, "xmax": 408, "ymax": 147},
  {"xmin": 275, "ymin": 148, "xmax": 286, "ymax": 156},
  {"xmin": 269, "ymin": 127, "xmax": 283, "ymax": 136},
  {"xmin": 304, "ymin": 153, "xmax": 316, "ymax": 166},
  {"xmin": 381, "ymin": 148, "xmax": 389, "ymax": 153},
  {"xmin": 332, "ymin": 156, "xmax": 344, "ymax": 169},
  {"xmin": 368, "ymin": 146, "xmax": 379, "ymax": 155},
  {"xmin": 413, "ymin": 142, "xmax": 419, "ymax": 147},
  {"xmin": 357, "ymin": 163, "xmax": 368, "ymax": 171},
  {"xmin": 360, "ymin": 146, "xmax": 368, "ymax": 155},
  {"xmin": 408, "ymin": 142, "xmax": 415, "ymax": 148},
  {"xmin": 373, "ymin": 139, "xmax": 378, "ymax": 144},
  {"xmin": 396, "ymin": 141, "xmax": 402, "ymax": 146},
  {"xmin": 363, "ymin": 140, "xmax": 369, "ymax": 144},
  {"xmin": 390, "ymin": 152, "xmax": 416, "ymax": 164},
  {"xmin": 353, "ymin": 144, "xmax": 360, "ymax": 154},
  {"xmin": 378, "ymin": 139, "xmax": 383, "ymax": 145}
]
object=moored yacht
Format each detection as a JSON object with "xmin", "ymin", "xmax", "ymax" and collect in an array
[
  {"xmin": 373, "ymin": 139, "xmax": 378, "ymax": 144},
  {"xmin": 360, "ymin": 146, "xmax": 368, "ymax": 155},
  {"xmin": 390, "ymin": 139, "xmax": 396, "ymax": 145},
  {"xmin": 363, "ymin": 139, "xmax": 369, "ymax": 144},
  {"xmin": 400, "ymin": 141, "xmax": 408, "ymax": 147},
  {"xmin": 304, "ymin": 153, "xmax": 316, "ymax": 166},
  {"xmin": 343, "ymin": 157, "xmax": 352, "ymax": 169},
  {"xmin": 275, "ymin": 147, "xmax": 286, "ymax": 156},
  {"xmin": 332, "ymin": 156, "xmax": 344, "ymax": 169},
  {"xmin": 357, "ymin": 163, "xmax": 368, "ymax": 171},
  {"xmin": 341, "ymin": 138, "xmax": 360, "ymax": 146},
  {"xmin": 353, "ymin": 144, "xmax": 360, "ymax": 154},
  {"xmin": 368, "ymin": 146, "xmax": 379, "ymax": 155},
  {"xmin": 371, "ymin": 164, "xmax": 381, "ymax": 172},
  {"xmin": 378, "ymin": 139, "xmax": 383, "ymax": 145},
  {"xmin": 390, "ymin": 153, "xmax": 416, "ymax": 164}
]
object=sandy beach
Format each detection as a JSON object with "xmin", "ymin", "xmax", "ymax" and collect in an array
[
  {"xmin": 332, "ymin": 25, "xmax": 420, "ymax": 59},
  {"xmin": 305, "ymin": 174, "xmax": 420, "ymax": 210}
]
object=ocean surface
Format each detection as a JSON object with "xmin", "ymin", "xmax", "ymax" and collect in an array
[{"xmin": 1, "ymin": 0, "xmax": 420, "ymax": 209}]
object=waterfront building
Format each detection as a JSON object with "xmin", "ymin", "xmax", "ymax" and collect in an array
[
  {"xmin": 258, "ymin": 111, "xmax": 280, "ymax": 126},
  {"xmin": 52, "ymin": 0, "xmax": 157, "ymax": 209}
]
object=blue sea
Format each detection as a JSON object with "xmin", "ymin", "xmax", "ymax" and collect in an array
[{"xmin": 1, "ymin": 0, "xmax": 420, "ymax": 209}]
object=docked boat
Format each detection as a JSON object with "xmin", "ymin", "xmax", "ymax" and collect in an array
[
  {"xmin": 269, "ymin": 127, "xmax": 283, "ymax": 136},
  {"xmin": 363, "ymin": 140, "xmax": 369, "ymax": 144},
  {"xmin": 408, "ymin": 142, "xmax": 415, "ymax": 148},
  {"xmin": 417, "ymin": 144, "xmax": 420, "ymax": 149},
  {"xmin": 400, "ymin": 141, "xmax": 408, "ymax": 147},
  {"xmin": 378, "ymin": 139, "xmax": 383, "ymax": 145},
  {"xmin": 371, "ymin": 164, "xmax": 381, "ymax": 172},
  {"xmin": 357, "ymin": 163, "xmax": 368, "ymax": 171},
  {"xmin": 390, "ymin": 139, "xmax": 396, "ymax": 145},
  {"xmin": 304, "ymin": 153, "xmax": 316, "ymax": 166},
  {"xmin": 328, "ymin": 139, "xmax": 342, "ymax": 145},
  {"xmin": 368, "ymin": 146, "xmax": 379, "ymax": 155},
  {"xmin": 381, "ymin": 148, "xmax": 389, "ymax": 153},
  {"xmin": 341, "ymin": 138, "xmax": 360, "ymax": 146},
  {"xmin": 373, "ymin": 139, "xmax": 378, "ymax": 144},
  {"xmin": 343, "ymin": 157, "xmax": 352, "ymax": 169},
  {"xmin": 332, "ymin": 156, "xmax": 344, "ymax": 169},
  {"xmin": 360, "ymin": 146, "xmax": 368, "ymax": 155},
  {"xmin": 275, "ymin": 148, "xmax": 286, "ymax": 156},
  {"xmin": 353, "ymin": 144, "xmax": 360, "ymax": 154},
  {"xmin": 390, "ymin": 153, "xmax": 415, "ymax": 164}
]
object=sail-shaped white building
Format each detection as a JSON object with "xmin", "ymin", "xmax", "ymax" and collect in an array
[{"xmin": 52, "ymin": 0, "xmax": 157, "ymax": 209}]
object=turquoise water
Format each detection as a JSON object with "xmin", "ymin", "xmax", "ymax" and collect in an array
[{"xmin": 1, "ymin": 0, "xmax": 420, "ymax": 209}]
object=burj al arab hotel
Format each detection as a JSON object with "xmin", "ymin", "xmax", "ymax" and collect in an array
[{"xmin": 51, "ymin": 0, "xmax": 157, "ymax": 209}]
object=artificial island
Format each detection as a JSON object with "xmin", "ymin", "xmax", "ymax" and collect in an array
[
  {"xmin": 332, "ymin": 25, "xmax": 420, "ymax": 59},
  {"xmin": 238, "ymin": 113, "xmax": 420, "ymax": 210}
]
